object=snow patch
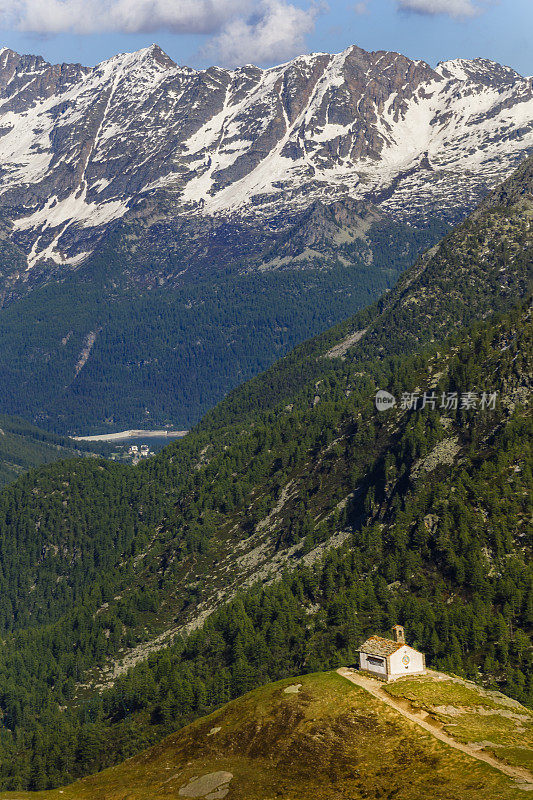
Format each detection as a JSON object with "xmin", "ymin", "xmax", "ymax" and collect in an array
[{"xmin": 14, "ymin": 192, "xmax": 128, "ymax": 233}]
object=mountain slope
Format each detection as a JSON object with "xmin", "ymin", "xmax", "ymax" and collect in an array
[
  {"xmin": 0, "ymin": 43, "xmax": 532, "ymax": 432},
  {"xmin": 1, "ymin": 672, "xmax": 529, "ymax": 799},
  {"xmin": 0, "ymin": 156, "xmax": 530, "ymax": 788},
  {"xmin": 198, "ymin": 151, "xmax": 533, "ymax": 431},
  {"xmin": 0, "ymin": 211, "xmax": 445, "ymax": 433},
  {"xmin": 0, "ymin": 414, "xmax": 109, "ymax": 487}
]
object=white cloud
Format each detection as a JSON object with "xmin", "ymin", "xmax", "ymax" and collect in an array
[
  {"xmin": 354, "ymin": 2, "xmax": 368, "ymax": 13},
  {"xmin": 203, "ymin": 0, "xmax": 319, "ymax": 67},
  {"xmin": 397, "ymin": 0, "xmax": 488, "ymax": 17},
  {"xmin": 0, "ymin": 0, "xmax": 252, "ymax": 35},
  {"xmin": 0, "ymin": 0, "xmax": 318, "ymax": 67}
]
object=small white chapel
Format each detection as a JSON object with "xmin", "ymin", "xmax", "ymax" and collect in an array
[{"xmin": 358, "ymin": 625, "xmax": 426, "ymax": 681}]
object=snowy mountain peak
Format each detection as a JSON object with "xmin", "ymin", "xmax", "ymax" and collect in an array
[
  {"xmin": 142, "ymin": 43, "xmax": 176, "ymax": 65},
  {"xmin": 0, "ymin": 43, "xmax": 531, "ymax": 271},
  {"xmin": 436, "ymin": 57, "xmax": 524, "ymax": 85},
  {"xmin": 93, "ymin": 45, "xmax": 175, "ymax": 81}
]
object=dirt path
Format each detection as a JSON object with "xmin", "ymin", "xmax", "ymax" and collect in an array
[{"xmin": 337, "ymin": 668, "xmax": 533, "ymax": 791}]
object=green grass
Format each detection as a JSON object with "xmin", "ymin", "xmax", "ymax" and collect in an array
[
  {"xmin": 385, "ymin": 675, "xmax": 533, "ymax": 775},
  {"xmin": 496, "ymin": 748, "xmax": 533, "ymax": 772},
  {"xmin": 386, "ymin": 676, "xmax": 499, "ymax": 709},
  {"xmin": 0, "ymin": 671, "xmax": 528, "ymax": 800}
]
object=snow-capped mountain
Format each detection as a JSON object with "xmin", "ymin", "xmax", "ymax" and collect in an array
[{"xmin": 0, "ymin": 43, "xmax": 532, "ymax": 271}]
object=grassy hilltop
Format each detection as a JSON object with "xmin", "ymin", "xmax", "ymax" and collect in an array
[{"xmin": 1, "ymin": 671, "xmax": 530, "ymax": 800}]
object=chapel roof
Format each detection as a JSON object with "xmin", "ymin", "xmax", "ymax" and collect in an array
[{"xmin": 358, "ymin": 635, "xmax": 404, "ymax": 657}]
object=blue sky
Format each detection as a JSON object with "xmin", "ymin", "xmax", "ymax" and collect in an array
[{"xmin": 0, "ymin": 0, "xmax": 531, "ymax": 75}]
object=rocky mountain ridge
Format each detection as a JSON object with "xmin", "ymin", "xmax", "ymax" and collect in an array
[{"xmin": 0, "ymin": 42, "xmax": 532, "ymax": 274}]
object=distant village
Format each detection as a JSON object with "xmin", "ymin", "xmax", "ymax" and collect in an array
[
  {"xmin": 108, "ymin": 443, "xmax": 155, "ymax": 463},
  {"xmin": 127, "ymin": 444, "xmax": 152, "ymax": 462}
]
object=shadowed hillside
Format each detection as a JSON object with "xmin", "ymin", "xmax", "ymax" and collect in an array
[{"xmin": 0, "ymin": 415, "xmax": 110, "ymax": 487}]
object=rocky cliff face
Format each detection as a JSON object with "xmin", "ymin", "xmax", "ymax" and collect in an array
[{"xmin": 0, "ymin": 43, "xmax": 532, "ymax": 276}]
